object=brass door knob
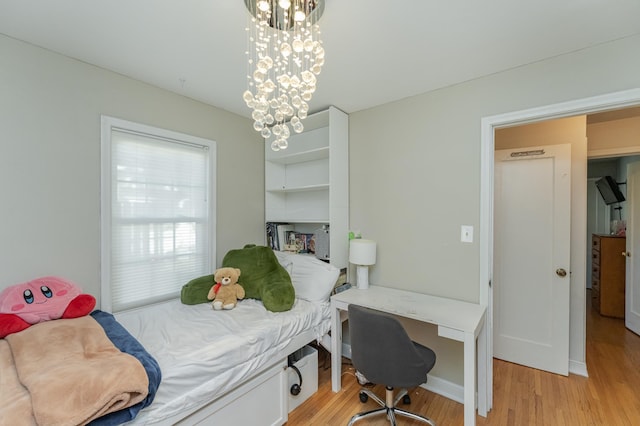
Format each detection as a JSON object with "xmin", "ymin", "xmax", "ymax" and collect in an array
[{"xmin": 556, "ymin": 268, "xmax": 567, "ymax": 277}]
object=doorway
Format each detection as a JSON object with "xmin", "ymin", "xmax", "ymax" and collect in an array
[{"xmin": 479, "ymin": 88, "xmax": 640, "ymax": 409}]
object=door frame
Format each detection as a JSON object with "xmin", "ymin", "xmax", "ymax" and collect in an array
[
  {"xmin": 626, "ymin": 162, "xmax": 640, "ymax": 334},
  {"xmin": 480, "ymin": 88, "xmax": 640, "ymax": 410}
]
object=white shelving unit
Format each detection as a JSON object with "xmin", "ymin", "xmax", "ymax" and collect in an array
[{"xmin": 265, "ymin": 106, "xmax": 349, "ymax": 269}]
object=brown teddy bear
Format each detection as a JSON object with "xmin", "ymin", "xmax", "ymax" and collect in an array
[{"xmin": 207, "ymin": 267, "xmax": 245, "ymax": 310}]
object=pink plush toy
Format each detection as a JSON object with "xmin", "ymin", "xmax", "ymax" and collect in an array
[{"xmin": 0, "ymin": 276, "xmax": 96, "ymax": 338}]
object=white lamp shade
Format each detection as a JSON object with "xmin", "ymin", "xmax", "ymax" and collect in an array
[{"xmin": 349, "ymin": 239, "xmax": 376, "ymax": 265}]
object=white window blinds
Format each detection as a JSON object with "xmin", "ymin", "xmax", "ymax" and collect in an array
[{"xmin": 101, "ymin": 117, "xmax": 215, "ymax": 312}]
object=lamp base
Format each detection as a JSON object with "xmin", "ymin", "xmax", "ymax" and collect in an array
[{"xmin": 356, "ymin": 265, "xmax": 369, "ymax": 290}]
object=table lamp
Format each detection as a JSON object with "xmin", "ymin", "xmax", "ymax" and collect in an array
[{"xmin": 349, "ymin": 239, "xmax": 376, "ymax": 290}]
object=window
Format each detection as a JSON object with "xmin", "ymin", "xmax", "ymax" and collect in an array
[{"xmin": 101, "ymin": 116, "xmax": 216, "ymax": 312}]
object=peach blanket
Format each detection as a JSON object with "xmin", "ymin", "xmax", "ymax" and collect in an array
[{"xmin": 0, "ymin": 316, "xmax": 148, "ymax": 426}]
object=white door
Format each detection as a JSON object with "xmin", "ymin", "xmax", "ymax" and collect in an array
[
  {"xmin": 626, "ymin": 162, "xmax": 640, "ymax": 335},
  {"xmin": 494, "ymin": 144, "xmax": 571, "ymax": 376}
]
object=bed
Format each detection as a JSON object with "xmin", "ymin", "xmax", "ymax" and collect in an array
[
  {"xmin": 0, "ymin": 297, "xmax": 330, "ymax": 426},
  {"xmin": 1, "ymin": 248, "xmax": 339, "ymax": 425},
  {"xmin": 0, "ymin": 249, "xmax": 340, "ymax": 426},
  {"xmin": 115, "ymin": 248, "xmax": 339, "ymax": 425},
  {"xmin": 116, "ymin": 296, "xmax": 331, "ymax": 425}
]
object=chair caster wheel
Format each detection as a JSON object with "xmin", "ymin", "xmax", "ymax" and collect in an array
[
  {"xmin": 403, "ymin": 395, "xmax": 411, "ymax": 405},
  {"xmin": 359, "ymin": 392, "xmax": 368, "ymax": 403}
]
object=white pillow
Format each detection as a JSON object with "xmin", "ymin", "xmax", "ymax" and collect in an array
[{"xmin": 273, "ymin": 251, "xmax": 340, "ymax": 303}]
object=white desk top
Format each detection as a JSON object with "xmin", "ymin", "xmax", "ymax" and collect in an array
[{"xmin": 331, "ymin": 285, "xmax": 486, "ymax": 336}]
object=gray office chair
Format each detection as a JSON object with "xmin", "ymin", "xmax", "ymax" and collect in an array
[{"xmin": 347, "ymin": 304, "xmax": 437, "ymax": 426}]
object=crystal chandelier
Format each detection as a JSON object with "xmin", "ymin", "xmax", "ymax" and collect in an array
[{"xmin": 243, "ymin": 0, "xmax": 325, "ymax": 151}]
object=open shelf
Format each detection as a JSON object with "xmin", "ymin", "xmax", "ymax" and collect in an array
[
  {"xmin": 264, "ymin": 106, "xmax": 349, "ymax": 269},
  {"xmin": 266, "ymin": 184, "xmax": 329, "ymax": 193},
  {"xmin": 266, "ymin": 147, "xmax": 329, "ymax": 165}
]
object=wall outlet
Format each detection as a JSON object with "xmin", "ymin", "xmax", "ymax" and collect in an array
[{"xmin": 461, "ymin": 225, "xmax": 473, "ymax": 243}]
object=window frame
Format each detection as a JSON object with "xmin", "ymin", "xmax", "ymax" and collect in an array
[{"xmin": 100, "ymin": 116, "xmax": 216, "ymax": 312}]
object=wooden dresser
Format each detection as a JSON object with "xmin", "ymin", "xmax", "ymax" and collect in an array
[{"xmin": 591, "ymin": 234, "xmax": 626, "ymax": 318}]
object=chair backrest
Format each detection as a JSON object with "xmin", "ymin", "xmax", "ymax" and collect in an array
[{"xmin": 348, "ymin": 304, "xmax": 434, "ymax": 388}]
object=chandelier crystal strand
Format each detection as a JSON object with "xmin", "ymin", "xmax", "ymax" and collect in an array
[{"xmin": 243, "ymin": 0, "xmax": 325, "ymax": 151}]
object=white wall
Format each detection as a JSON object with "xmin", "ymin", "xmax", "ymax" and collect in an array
[
  {"xmin": 4, "ymin": 28, "xmax": 640, "ymax": 389},
  {"xmin": 0, "ymin": 34, "xmax": 265, "ymax": 305},
  {"xmin": 349, "ymin": 34, "xmax": 640, "ymax": 385}
]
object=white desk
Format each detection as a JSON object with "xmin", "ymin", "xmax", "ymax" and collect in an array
[{"xmin": 330, "ymin": 286, "xmax": 487, "ymax": 426}]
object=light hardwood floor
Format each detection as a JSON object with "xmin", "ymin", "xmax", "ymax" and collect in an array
[{"xmin": 287, "ymin": 291, "xmax": 640, "ymax": 425}]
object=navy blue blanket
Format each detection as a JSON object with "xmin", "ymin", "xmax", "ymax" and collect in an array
[{"xmin": 89, "ymin": 310, "xmax": 162, "ymax": 425}]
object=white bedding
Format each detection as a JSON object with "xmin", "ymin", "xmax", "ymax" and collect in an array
[{"xmin": 115, "ymin": 297, "xmax": 330, "ymax": 424}]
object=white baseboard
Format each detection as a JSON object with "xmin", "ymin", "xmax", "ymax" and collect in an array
[
  {"xmin": 319, "ymin": 334, "xmax": 352, "ymax": 359},
  {"xmin": 423, "ymin": 362, "xmax": 587, "ymax": 403},
  {"xmin": 335, "ymin": 341, "xmax": 585, "ymax": 402},
  {"xmin": 341, "ymin": 343, "xmax": 352, "ymax": 359},
  {"xmin": 569, "ymin": 359, "xmax": 588, "ymax": 377},
  {"xmin": 421, "ymin": 374, "xmax": 464, "ymax": 404}
]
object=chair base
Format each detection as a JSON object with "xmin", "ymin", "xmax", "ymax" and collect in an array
[{"xmin": 347, "ymin": 386, "xmax": 436, "ymax": 426}]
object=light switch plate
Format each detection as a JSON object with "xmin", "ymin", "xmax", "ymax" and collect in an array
[{"xmin": 461, "ymin": 225, "xmax": 473, "ymax": 243}]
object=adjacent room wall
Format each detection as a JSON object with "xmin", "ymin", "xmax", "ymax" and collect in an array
[
  {"xmin": 495, "ymin": 116, "xmax": 586, "ymax": 150},
  {"xmin": 588, "ymin": 113, "xmax": 640, "ymax": 153},
  {"xmin": 587, "ymin": 114, "xmax": 640, "ymax": 223},
  {"xmin": 0, "ymin": 34, "xmax": 265, "ymax": 305},
  {"xmin": 349, "ymin": 34, "xmax": 640, "ymax": 385}
]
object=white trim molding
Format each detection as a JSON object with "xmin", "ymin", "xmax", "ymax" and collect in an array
[
  {"xmin": 569, "ymin": 360, "xmax": 589, "ymax": 377},
  {"xmin": 588, "ymin": 146, "xmax": 640, "ymax": 159}
]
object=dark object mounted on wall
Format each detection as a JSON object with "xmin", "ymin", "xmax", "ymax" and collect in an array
[{"xmin": 595, "ymin": 176, "xmax": 626, "ymax": 205}]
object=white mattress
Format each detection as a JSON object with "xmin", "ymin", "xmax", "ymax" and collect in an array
[{"xmin": 116, "ymin": 297, "xmax": 330, "ymax": 424}]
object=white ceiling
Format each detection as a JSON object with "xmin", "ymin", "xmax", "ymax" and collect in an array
[{"xmin": 1, "ymin": 0, "xmax": 639, "ymax": 118}]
